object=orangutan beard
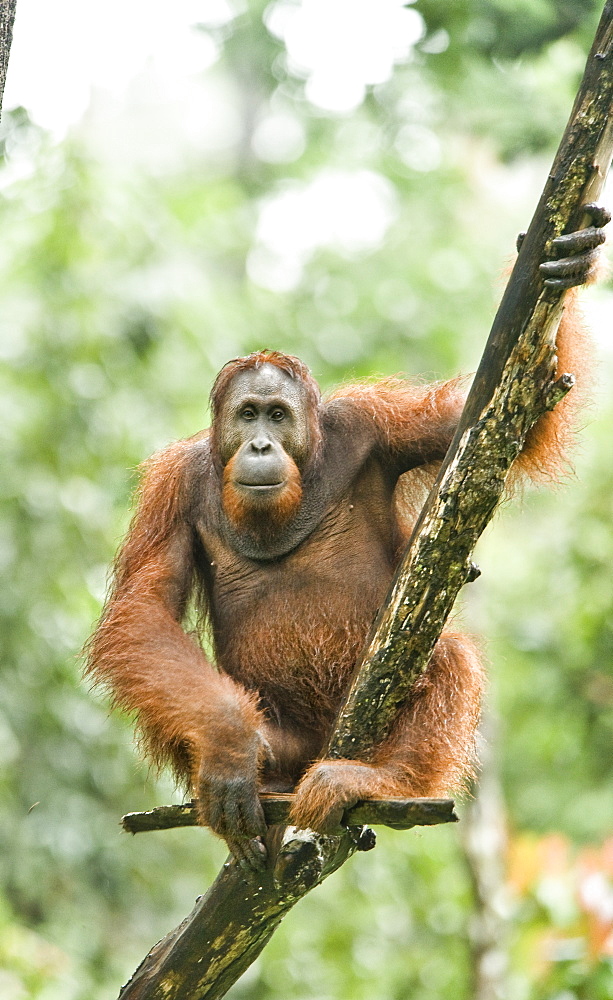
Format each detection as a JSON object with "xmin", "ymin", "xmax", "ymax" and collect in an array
[{"xmin": 222, "ymin": 455, "xmax": 303, "ymax": 536}]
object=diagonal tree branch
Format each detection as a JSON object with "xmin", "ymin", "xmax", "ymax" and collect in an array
[
  {"xmin": 117, "ymin": 5, "xmax": 613, "ymax": 998},
  {"xmin": 328, "ymin": 8, "xmax": 613, "ymax": 759}
]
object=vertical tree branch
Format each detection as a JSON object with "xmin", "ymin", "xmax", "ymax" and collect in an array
[{"xmin": 0, "ymin": 0, "xmax": 16, "ymax": 118}]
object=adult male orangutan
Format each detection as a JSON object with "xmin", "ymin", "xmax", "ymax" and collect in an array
[{"xmin": 86, "ymin": 207, "xmax": 609, "ymax": 869}]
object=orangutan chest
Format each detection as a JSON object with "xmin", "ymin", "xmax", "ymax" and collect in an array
[
  {"xmin": 205, "ymin": 539, "xmax": 390, "ymax": 711},
  {"xmin": 201, "ymin": 502, "xmax": 393, "ymax": 621}
]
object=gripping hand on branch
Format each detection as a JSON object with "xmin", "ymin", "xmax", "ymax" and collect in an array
[{"xmin": 516, "ymin": 202, "xmax": 610, "ymax": 287}]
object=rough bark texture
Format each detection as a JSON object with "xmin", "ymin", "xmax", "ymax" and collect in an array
[
  {"xmin": 0, "ymin": 0, "xmax": 16, "ymax": 117},
  {"xmin": 120, "ymin": 799, "xmax": 456, "ymax": 997},
  {"xmin": 118, "ymin": 5, "xmax": 613, "ymax": 997},
  {"xmin": 120, "ymin": 826, "xmax": 359, "ymax": 1000}
]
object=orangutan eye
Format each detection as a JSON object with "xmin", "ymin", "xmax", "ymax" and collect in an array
[
  {"xmin": 270, "ymin": 408, "xmax": 285, "ymax": 422},
  {"xmin": 241, "ymin": 407, "xmax": 256, "ymax": 420}
]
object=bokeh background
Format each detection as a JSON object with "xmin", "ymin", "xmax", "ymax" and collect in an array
[{"xmin": 1, "ymin": 1, "xmax": 612, "ymax": 998}]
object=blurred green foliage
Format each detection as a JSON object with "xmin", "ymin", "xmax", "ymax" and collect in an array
[{"xmin": 1, "ymin": 1, "xmax": 612, "ymax": 997}]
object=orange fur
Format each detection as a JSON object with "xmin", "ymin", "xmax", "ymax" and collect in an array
[
  {"xmin": 518, "ymin": 288, "xmax": 594, "ymax": 483},
  {"xmin": 222, "ymin": 453, "xmax": 303, "ymax": 531},
  {"xmin": 289, "ymin": 631, "xmax": 483, "ymax": 831},
  {"xmin": 328, "ymin": 376, "xmax": 468, "ymax": 466},
  {"xmin": 84, "ymin": 435, "xmax": 266, "ymax": 793}
]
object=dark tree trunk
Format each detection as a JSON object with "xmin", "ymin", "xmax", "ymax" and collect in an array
[{"xmin": 0, "ymin": 0, "xmax": 16, "ymax": 118}]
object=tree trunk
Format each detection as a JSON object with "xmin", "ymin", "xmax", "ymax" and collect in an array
[{"xmin": 0, "ymin": 0, "xmax": 16, "ymax": 118}]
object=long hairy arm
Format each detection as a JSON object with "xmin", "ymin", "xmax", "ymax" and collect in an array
[
  {"xmin": 516, "ymin": 287, "xmax": 595, "ymax": 483},
  {"xmin": 329, "ymin": 209, "xmax": 608, "ymax": 483},
  {"xmin": 84, "ymin": 438, "xmax": 263, "ymax": 791},
  {"xmin": 329, "ymin": 278, "xmax": 600, "ymax": 484},
  {"xmin": 327, "ymin": 376, "xmax": 468, "ymax": 471}
]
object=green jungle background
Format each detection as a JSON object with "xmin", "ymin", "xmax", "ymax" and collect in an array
[{"xmin": 1, "ymin": 1, "xmax": 612, "ymax": 998}]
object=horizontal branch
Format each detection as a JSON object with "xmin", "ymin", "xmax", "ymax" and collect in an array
[{"xmin": 122, "ymin": 796, "xmax": 458, "ymax": 835}]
